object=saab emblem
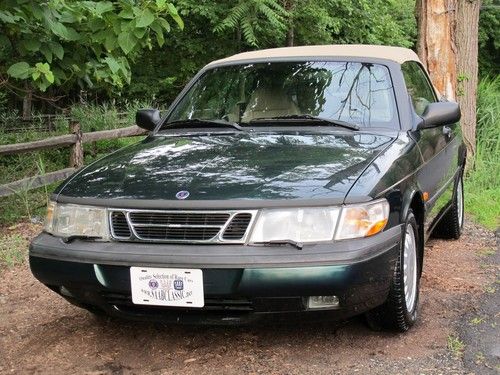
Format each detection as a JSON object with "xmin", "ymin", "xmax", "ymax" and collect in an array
[{"xmin": 175, "ymin": 190, "xmax": 190, "ymax": 200}]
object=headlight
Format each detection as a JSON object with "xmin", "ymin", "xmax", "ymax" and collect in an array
[
  {"xmin": 44, "ymin": 202, "xmax": 109, "ymax": 240},
  {"xmin": 335, "ymin": 199, "xmax": 389, "ymax": 240},
  {"xmin": 250, "ymin": 207, "xmax": 340, "ymax": 244},
  {"xmin": 248, "ymin": 199, "xmax": 389, "ymax": 244}
]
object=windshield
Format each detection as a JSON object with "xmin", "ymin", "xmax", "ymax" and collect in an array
[{"xmin": 167, "ymin": 61, "xmax": 399, "ymax": 129}]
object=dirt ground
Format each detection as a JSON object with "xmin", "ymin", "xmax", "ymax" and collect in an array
[{"xmin": 0, "ymin": 218, "xmax": 498, "ymax": 375}]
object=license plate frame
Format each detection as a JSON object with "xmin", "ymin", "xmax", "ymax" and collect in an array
[{"xmin": 130, "ymin": 267, "xmax": 204, "ymax": 308}]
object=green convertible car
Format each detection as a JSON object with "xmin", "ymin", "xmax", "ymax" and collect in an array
[{"xmin": 30, "ymin": 45, "xmax": 465, "ymax": 331}]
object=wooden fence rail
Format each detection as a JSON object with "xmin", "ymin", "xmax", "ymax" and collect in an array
[
  {"xmin": 0, "ymin": 134, "xmax": 77, "ymax": 155},
  {"xmin": 0, "ymin": 168, "xmax": 76, "ymax": 198},
  {"xmin": 0, "ymin": 123, "xmax": 147, "ymax": 198}
]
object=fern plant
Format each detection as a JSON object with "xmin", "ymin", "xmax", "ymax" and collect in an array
[{"xmin": 215, "ymin": 0, "xmax": 288, "ymax": 47}]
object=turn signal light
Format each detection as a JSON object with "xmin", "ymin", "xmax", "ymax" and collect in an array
[{"xmin": 335, "ymin": 199, "xmax": 389, "ymax": 240}]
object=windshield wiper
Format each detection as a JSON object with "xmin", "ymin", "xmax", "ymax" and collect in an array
[
  {"xmin": 249, "ymin": 114, "xmax": 359, "ymax": 131},
  {"xmin": 159, "ymin": 118, "xmax": 243, "ymax": 131}
]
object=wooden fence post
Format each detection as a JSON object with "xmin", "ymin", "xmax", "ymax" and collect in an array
[{"xmin": 69, "ymin": 121, "xmax": 83, "ymax": 168}]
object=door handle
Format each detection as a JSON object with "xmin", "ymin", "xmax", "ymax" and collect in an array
[{"xmin": 443, "ymin": 126, "xmax": 452, "ymax": 138}]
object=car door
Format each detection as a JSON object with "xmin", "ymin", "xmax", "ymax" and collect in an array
[{"xmin": 402, "ymin": 61, "xmax": 460, "ymax": 236}]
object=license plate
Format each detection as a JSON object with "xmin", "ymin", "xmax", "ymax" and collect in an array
[{"xmin": 130, "ymin": 267, "xmax": 204, "ymax": 307}]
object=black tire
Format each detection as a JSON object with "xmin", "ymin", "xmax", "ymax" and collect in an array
[
  {"xmin": 365, "ymin": 210, "xmax": 421, "ymax": 332},
  {"xmin": 432, "ymin": 174, "xmax": 464, "ymax": 240}
]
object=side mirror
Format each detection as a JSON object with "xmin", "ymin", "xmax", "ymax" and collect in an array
[
  {"xmin": 136, "ymin": 109, "xmax": 161, "ymax": 131},
  {"xmin": 418, "ymin": 101, "xmax": 461, "ymax": 129}
]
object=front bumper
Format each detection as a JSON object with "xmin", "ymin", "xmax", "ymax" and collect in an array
[{"xmin": 29, "ymin": 225, "xmax": 402, "ymax": 324}]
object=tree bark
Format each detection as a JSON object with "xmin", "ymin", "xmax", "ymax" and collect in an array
[
  {"xmin": 416, "ymin": 0, "xmax": 457, "ymax": 100},
  {"xmin": 455, "ymin": 0, "xmax": 480, "ymax": 159},
  {"xmin": 416, "ymin": 0, "xmax": 480, "ymax": 160},
  {"xmin": 286, "ymin": 25, "xmax": 294, "ymax": 47},
  {"xmin": 236, "ymin": 26, "xmax": 242, "ymax": 52},
  {"xmin": 22, "ymin": 86, "xmax": 32, "ymax": 120},
  {"xmin": 283, "ymin": 0, "xmax": 295, "ymax": 47}
]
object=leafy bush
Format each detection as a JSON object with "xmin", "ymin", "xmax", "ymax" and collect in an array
[{"xmin": 1, "ymin": 1, "xmax": 183, "ymax": 92}]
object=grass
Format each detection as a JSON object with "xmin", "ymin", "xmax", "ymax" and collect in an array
[
  {"xmin": 0, "ymin": 184, "xmax": 57, "ymax": 224},
  {"xmin": 477, "ymin": 248, "xmax": 496, "ymax": 257},
  {"xmin": 475, "ymin": 351, "xmax": 485, "ymax": 364},
  {"xmin": 447, "ymin": 334, "xmax": 465, "ymax": 358},
  {"xmin": 469, "ymin": 317, "xmax": 485, "ymax": 325},
  {"xmin": 464, "ymin": 76, "xmax": 500, "ymax": 230},
  {"xmin": 0, "ymin": 233, "xmax": 28, "ymax": 268},
  {"xmin": 0, "ymin": 114, "xmax": 69, "ymax": 144},
  {"xmin": 484, "ymin": 285, "xmax": 496, "ymax": 294}
]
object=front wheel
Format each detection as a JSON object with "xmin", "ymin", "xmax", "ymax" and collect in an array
[{"xmin": 366, "ymin": 210, "xmax": 421, "ymax": 332}]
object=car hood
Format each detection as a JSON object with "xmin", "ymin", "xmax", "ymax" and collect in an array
[{"xmin": 56, "ymin": 132, "xmax": 395, "ymax": 201}]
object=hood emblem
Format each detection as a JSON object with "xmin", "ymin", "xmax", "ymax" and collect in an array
[{"xmin": 175, "ymin": 190, "xmax": 190, "ymax": 200}]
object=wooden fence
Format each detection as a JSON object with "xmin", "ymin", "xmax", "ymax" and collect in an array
[{"xmin": 0, "ymin": 123, "xmax": 147, "ymax": 197}]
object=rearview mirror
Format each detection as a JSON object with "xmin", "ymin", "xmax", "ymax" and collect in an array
[
  {"xmin": 136, "ymin": 109, "xmax": 161, "ymax": 131},
  {"xmin": 418, "ymin": 102, "xmax": 461, "ymax": 129}
]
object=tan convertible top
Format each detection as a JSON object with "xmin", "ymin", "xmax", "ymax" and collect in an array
[{"xmin": 207, "ymin": 44, "xmax": 421, "ymax": 67}]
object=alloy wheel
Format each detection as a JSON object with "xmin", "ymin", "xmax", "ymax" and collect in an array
[
  {"xmin": 457, "ymin": 178, "xmax": 464, "ymax": 228},
  {"xmin": 403, "ymin": 224, "xmax": 417, "ymax": 312}
]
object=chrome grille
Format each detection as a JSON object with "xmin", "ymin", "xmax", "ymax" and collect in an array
[
  {"xmin": 222, "ymin": 213, "xmax": 253, "ymax": 240},
  {"xmin": 129, "ymin": 212, "xmax": 230, "ymax": 226},
  {"xmin": 109, "ymin": 209, "xmax": 256, "ymax": 243},
  {"xmin": 110, "ymin": 211, "xmax": 131, "ymax": 238},
  {"xmin": 134, "ymin": 225, "xmax": 221, "ymax": 241}
]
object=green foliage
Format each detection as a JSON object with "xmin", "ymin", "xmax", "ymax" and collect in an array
[
  {"xmin": 213, "ymin": 0, "xmax": 416, "ymax": 49},
  {"xmin": 215, "ymin": 0, "xmax": 288, "ymax": 47},
  {"xmin": 447, "ymin": 334, "xmax": 465, "ymax": 358},
  {"xmin": 479, "ymin": 0, "xmax": 500, "ymax": 76},
  {"xmin": 293, "ymin": 0, "xmax": 417, "ymax": 47},
  {"xmin": 0, "ymin": 0, "xmax": 183, "ymax": 92},
  {"xmin": 464, "ymin": 76, "xmax": 500, "ymax": 229},
  {"xmin": 127, "ymin": 0, "xmax": 238, "ymax": 103}
]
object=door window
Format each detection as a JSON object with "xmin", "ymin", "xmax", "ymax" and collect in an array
[{"xmin": 401, "ymin": 62, "xmax": 437, "ymax": 115}]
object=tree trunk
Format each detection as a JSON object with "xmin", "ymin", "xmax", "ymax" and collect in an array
[
  {"xmin": 455, "ymin": 0, "xmax": 480, "ymax": 160},
  {"xmin": 286, "ymin": 25, "xmax": 294, "ymax": 47},
  {"xmin": 416, "ymin": 0, "xmax": 480, "ymax": 160},
  {"xmin": 283, "ymin": 0, "xmax": 295, "ymax": 47},
  {"xmin": 415, "ymin": 0, "xmax": 457, "ymax": 100},
  {"xmin": 236, "ymin": 26, "xmax": 242, "ymax": 52},
  {"xmin": 22, "ymin": 86, "xmax": 32, "ymax": 120}
]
